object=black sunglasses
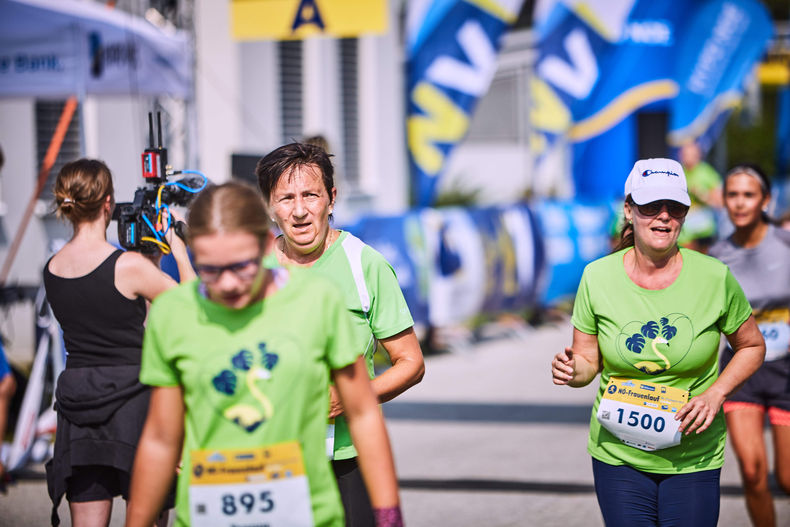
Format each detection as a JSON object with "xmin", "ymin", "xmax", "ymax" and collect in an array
[{"xmin": 632, "ymin": 200, "xmax": 689, "ymax": 219}]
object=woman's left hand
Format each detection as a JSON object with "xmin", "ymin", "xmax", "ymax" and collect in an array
[
  {"xmin": 675, "ymin": 387, "xmax": 725, "ymax": 435},
  {"xmin": 328, "ymin": 385, "xmax": 344, "ymax": 418}
]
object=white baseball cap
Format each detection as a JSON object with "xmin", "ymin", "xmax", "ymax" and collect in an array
[{"xmin": 624, "ymin": 158, "xmax": 691, "ymax": 206}]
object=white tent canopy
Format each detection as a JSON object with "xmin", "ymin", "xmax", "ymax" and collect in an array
[{"xmin": 0, "ymin": 0, "xmax": 192, "ymax": 98}]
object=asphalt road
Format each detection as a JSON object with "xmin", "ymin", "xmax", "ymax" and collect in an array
[{"xmin": 1, "ymin": 319, "xmax": 788, "ymax": 526}]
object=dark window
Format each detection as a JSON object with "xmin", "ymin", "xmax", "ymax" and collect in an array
[
  {"xmin": 35, "ymin": 100, "xmax": 82, "ymax": 201},
  {"xmin": 279, "ymin": 41, "xmax": 303, "ymax": 144},
  {"xmin": 636, "ymin": 112, "xmax": 669, "ymax": 160},
  {"xmin": 339, "ymin": 38, "xmax": 359, "ymax": 187}
]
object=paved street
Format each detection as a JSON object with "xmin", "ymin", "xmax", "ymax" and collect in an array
[{"xmin": 1, "ymin": 319, "xmax": 788, "ymax": 526}]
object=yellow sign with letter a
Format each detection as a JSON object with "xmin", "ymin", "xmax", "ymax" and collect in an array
[{"xmin": 231, "ymin": 0, "xmax": 388, "ymax": 40}]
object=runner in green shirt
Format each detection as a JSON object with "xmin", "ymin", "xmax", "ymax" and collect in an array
[
  {"xmin": 255, "ymin": 143, "xmax": 424, "ymax": 527},
  {"xmin": 551, "ymin": 158, "xmax": 765, "ymax": 527},
  {"xmin": 125, "ymin": 182, "xmax": 403, "ymax": 527}
]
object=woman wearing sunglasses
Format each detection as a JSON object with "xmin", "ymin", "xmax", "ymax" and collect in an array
[
  {"xmin": 125, "ymin": 182, "xmax": 402, "ymax": 527},
  {"xmin": 708, "ymin": 164, "xmax": 790, "ymax": 527},
  {"xmin": 551, "ymin": 158, "xmax": 765, "ymax": 526}
]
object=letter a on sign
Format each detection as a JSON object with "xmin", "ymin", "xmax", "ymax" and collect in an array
[
  {"xmin": 231, "ymin": 0, "xmax": 386, "ymax": 40},
  {"xmin": 292, "ymin": 0, "xmax": 324, "ymax": 32}
]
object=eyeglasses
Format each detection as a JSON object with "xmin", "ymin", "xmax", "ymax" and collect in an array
[
  {"xmin": 632, "ymin": 200, "xmax": 689, "ymax": 219},
  {"xmin": 194, "ymin": 257, "xmax": 262, "ymax": 283}
]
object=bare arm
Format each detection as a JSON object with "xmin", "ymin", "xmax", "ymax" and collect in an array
[
  {"xmin": 116, "ymin": 251, "xmax": 178, "ymax": 301},
  {"xmin": 164, "ymin": 211, "xmax": 196, "ymax": 283},
  {"xmin": 125, "ymin": 386, "xmax": 185, "ymax": 527},
  {"xmin": 551, "ymin": 328, "xmax": 602, "ymax": 388},
  {"xmin": 676, "ymin": 315, "xmax": 765, "ymax": 435},
  {"xmin": 329, "ymin": 328, "xmax": 424, "ymax": 418},
  {"xmin": 332, "ymin": 357, "xmax": 400, "ymax": 510}
]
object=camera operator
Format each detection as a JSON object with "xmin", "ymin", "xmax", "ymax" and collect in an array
[{"xmin": 43, "ymin": 158, "xmax": 195, "ymax": 526}]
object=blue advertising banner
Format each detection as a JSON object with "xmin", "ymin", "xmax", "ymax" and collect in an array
[
  {"xmin": 468, "ymin": 206, "xmax": 544, "ymax": 313},
  {"xmin": 669, "ymin": 0, "xmax": 773, "ymax": 148},
  {"xmin": 406, "ymin": 0, "xmax": 524, "ymax": 208},
  {"xmin": 345, "ymin": 203, "xmax": 547, "ymax": 327},
  {"xmin": 343, "ymin": 212, "xmax": 431, "ymax": 325},
  {"xmin": 533, "ymin": 199, "xmax": 615, "ymax": 304}
]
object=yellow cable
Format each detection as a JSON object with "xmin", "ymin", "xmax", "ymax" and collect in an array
[
  {"xmin": 141, "ymin": 236, "xmax": 171, "ymax": 254},
  {"xmin": 156, "ymin": 185, "xmax": 166, "ymax": 226}
]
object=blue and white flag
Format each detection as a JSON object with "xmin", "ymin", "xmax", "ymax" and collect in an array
[
  {"xmin": 668, "ymin": 0, "xmax": 773, "ymax": 149},
  {"xmin": 406, "ymin": 0, "xmax": 525, "ymax": 208},
  {"xmin": 531, "ymin": 0, "xmax": 773, "ymax": 201}
]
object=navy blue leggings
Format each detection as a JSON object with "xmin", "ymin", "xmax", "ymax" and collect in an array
[{"xmin": 592, "ymin": 458, "xmax": 720, "ymax": 527}]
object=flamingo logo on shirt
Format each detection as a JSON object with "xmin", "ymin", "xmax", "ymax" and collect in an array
[
  {"xmin": 210, "ymin": 342, "xmax": 279, "ymax": 432},
  {"xmin": 616, "ymin": 314, "xmax": 693, "ymax": 375}
]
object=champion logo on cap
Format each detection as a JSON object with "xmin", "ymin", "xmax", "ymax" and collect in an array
[
  {"xmin": 625, "ymin": 158, "xmax": 691, "ymax": 206},
  {"xmin": 642, "ymin": 170, "xmax": 680, "ymax": 177},
  {"xmin": 641, "ymin": 169, "xmax": 680, "ymax": 178}
]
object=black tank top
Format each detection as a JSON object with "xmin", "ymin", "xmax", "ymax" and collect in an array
[{"xmin": 44, "ymin": 249, "xmax": 147, "ymax": 368}]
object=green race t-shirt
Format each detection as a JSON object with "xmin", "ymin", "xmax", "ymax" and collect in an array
[
  {"xmin": 571, "ymin": 247, "xmax": 752, "ymax": 474},
  {"xmin": 310, "ymin": 231, "xmax": 414, "ymax": 460},
  {"xmin": 140, "ymin": 268, "xmax": 360, "ymax": 526}
]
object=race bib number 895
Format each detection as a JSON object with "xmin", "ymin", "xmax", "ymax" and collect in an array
[{"xmin": 189, "ymin": 441, "xmax": 313, "ymax": 526}]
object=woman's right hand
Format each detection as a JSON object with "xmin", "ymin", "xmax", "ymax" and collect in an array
[
  {"xmin": 163, "ymin": 209, "xmax": 188, "ymax": 257},
  {"xmin": 163, "ymin": 208, "xmax": 196, "ymax": 282},
  {"xmin": 552, "ymin": 348, "xmax": 576, "ymax": 385}
]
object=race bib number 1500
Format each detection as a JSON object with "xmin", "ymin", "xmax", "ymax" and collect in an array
[
  {"xmin": 189, "ymin": 441, "xmax": 313, "ymax": 527},
  {"xmin": 597, "ymin": 378, "xmax": 689, "ymax": 451}
]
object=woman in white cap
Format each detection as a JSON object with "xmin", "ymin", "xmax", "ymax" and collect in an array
[
  {"xmin": 551, "ymin": 158, "xmax": 765, "ymax": 526},
  {"xmin": 708, "ymin": 163, "xmax": 790, "ymax": 527}
]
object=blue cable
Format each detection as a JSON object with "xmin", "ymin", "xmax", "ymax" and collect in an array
[
  {"xmin": 166, "ymin": 169, "xmax": 208, "ymax": 193},
  {"xmin": 141, "ymin": 213, "xmax": 164, "ymax": 242},
  {"xmin": 160, "ymin": 203, "xmax": 172, "ymax": 234}
]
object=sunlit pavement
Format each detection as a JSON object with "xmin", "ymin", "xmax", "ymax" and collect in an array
[
  {"xmin": 2, "ymin": 320, "xmax": 788, "ymax": 526},
  {"xmin": 384, "ymin": 320, "xmax": 790, "ymax": 527}
]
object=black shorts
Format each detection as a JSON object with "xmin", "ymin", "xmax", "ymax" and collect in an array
[
  {"xmin": 66, "ymin": 465, "xmax": 130, "ymax": 503},
  {"xmin": 720, "ymin": 348, "xmax": 790, "ymax": 411},
  {"xmin": 332, "ymin": 457, "xmax": 375, "ymax": 527},
  {"xmin": 66, "ymin": 465, "xmax": 176, "ymax": 508}
]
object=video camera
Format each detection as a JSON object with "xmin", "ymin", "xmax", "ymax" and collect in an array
[{"xmin": 113, "ymin": 112, "xmax": 206, "ymax": 254}]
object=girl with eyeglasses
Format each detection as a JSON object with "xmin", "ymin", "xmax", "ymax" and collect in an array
[
  {"xmin": 551, "ymin": 158, "xmax": 765, "ymax": 526},
  {"xmin": 708, "ymin": 164, "xmax": 790, "ymax": 527},
  {"xmin": 125, "ymin": 182, "xmax": 402, "ymax": 527}
]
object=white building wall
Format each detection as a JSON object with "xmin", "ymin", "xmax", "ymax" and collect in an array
[
  {"xmin": 0, "ymin": 100, "xmax": 39, "ymax": 363},
  {"xmin": 239, "ymin": 41, "xmax": 280, "ymax": 153},
  {"xmin": 358, "ymin": 20, "xmax": 409, "ymax": 215},
  {"xmin": 194, "ymin": 0, "xmax": 240, "ymax": 183}
]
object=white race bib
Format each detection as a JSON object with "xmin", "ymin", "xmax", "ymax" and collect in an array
[
  {"xmin": 326, "ymin": 418, "xmax": 335, "ymax": 460},
  {"xmin": 760, "ymin": 321, "xmax": 790, "ymax": 361},
  {"xmin": 597, "ymin": 378, "xmax": 689, "ymax": 451},
  {"xmin": 189, "ymin": 441, "xmax": 313, "ymax": 527}
]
